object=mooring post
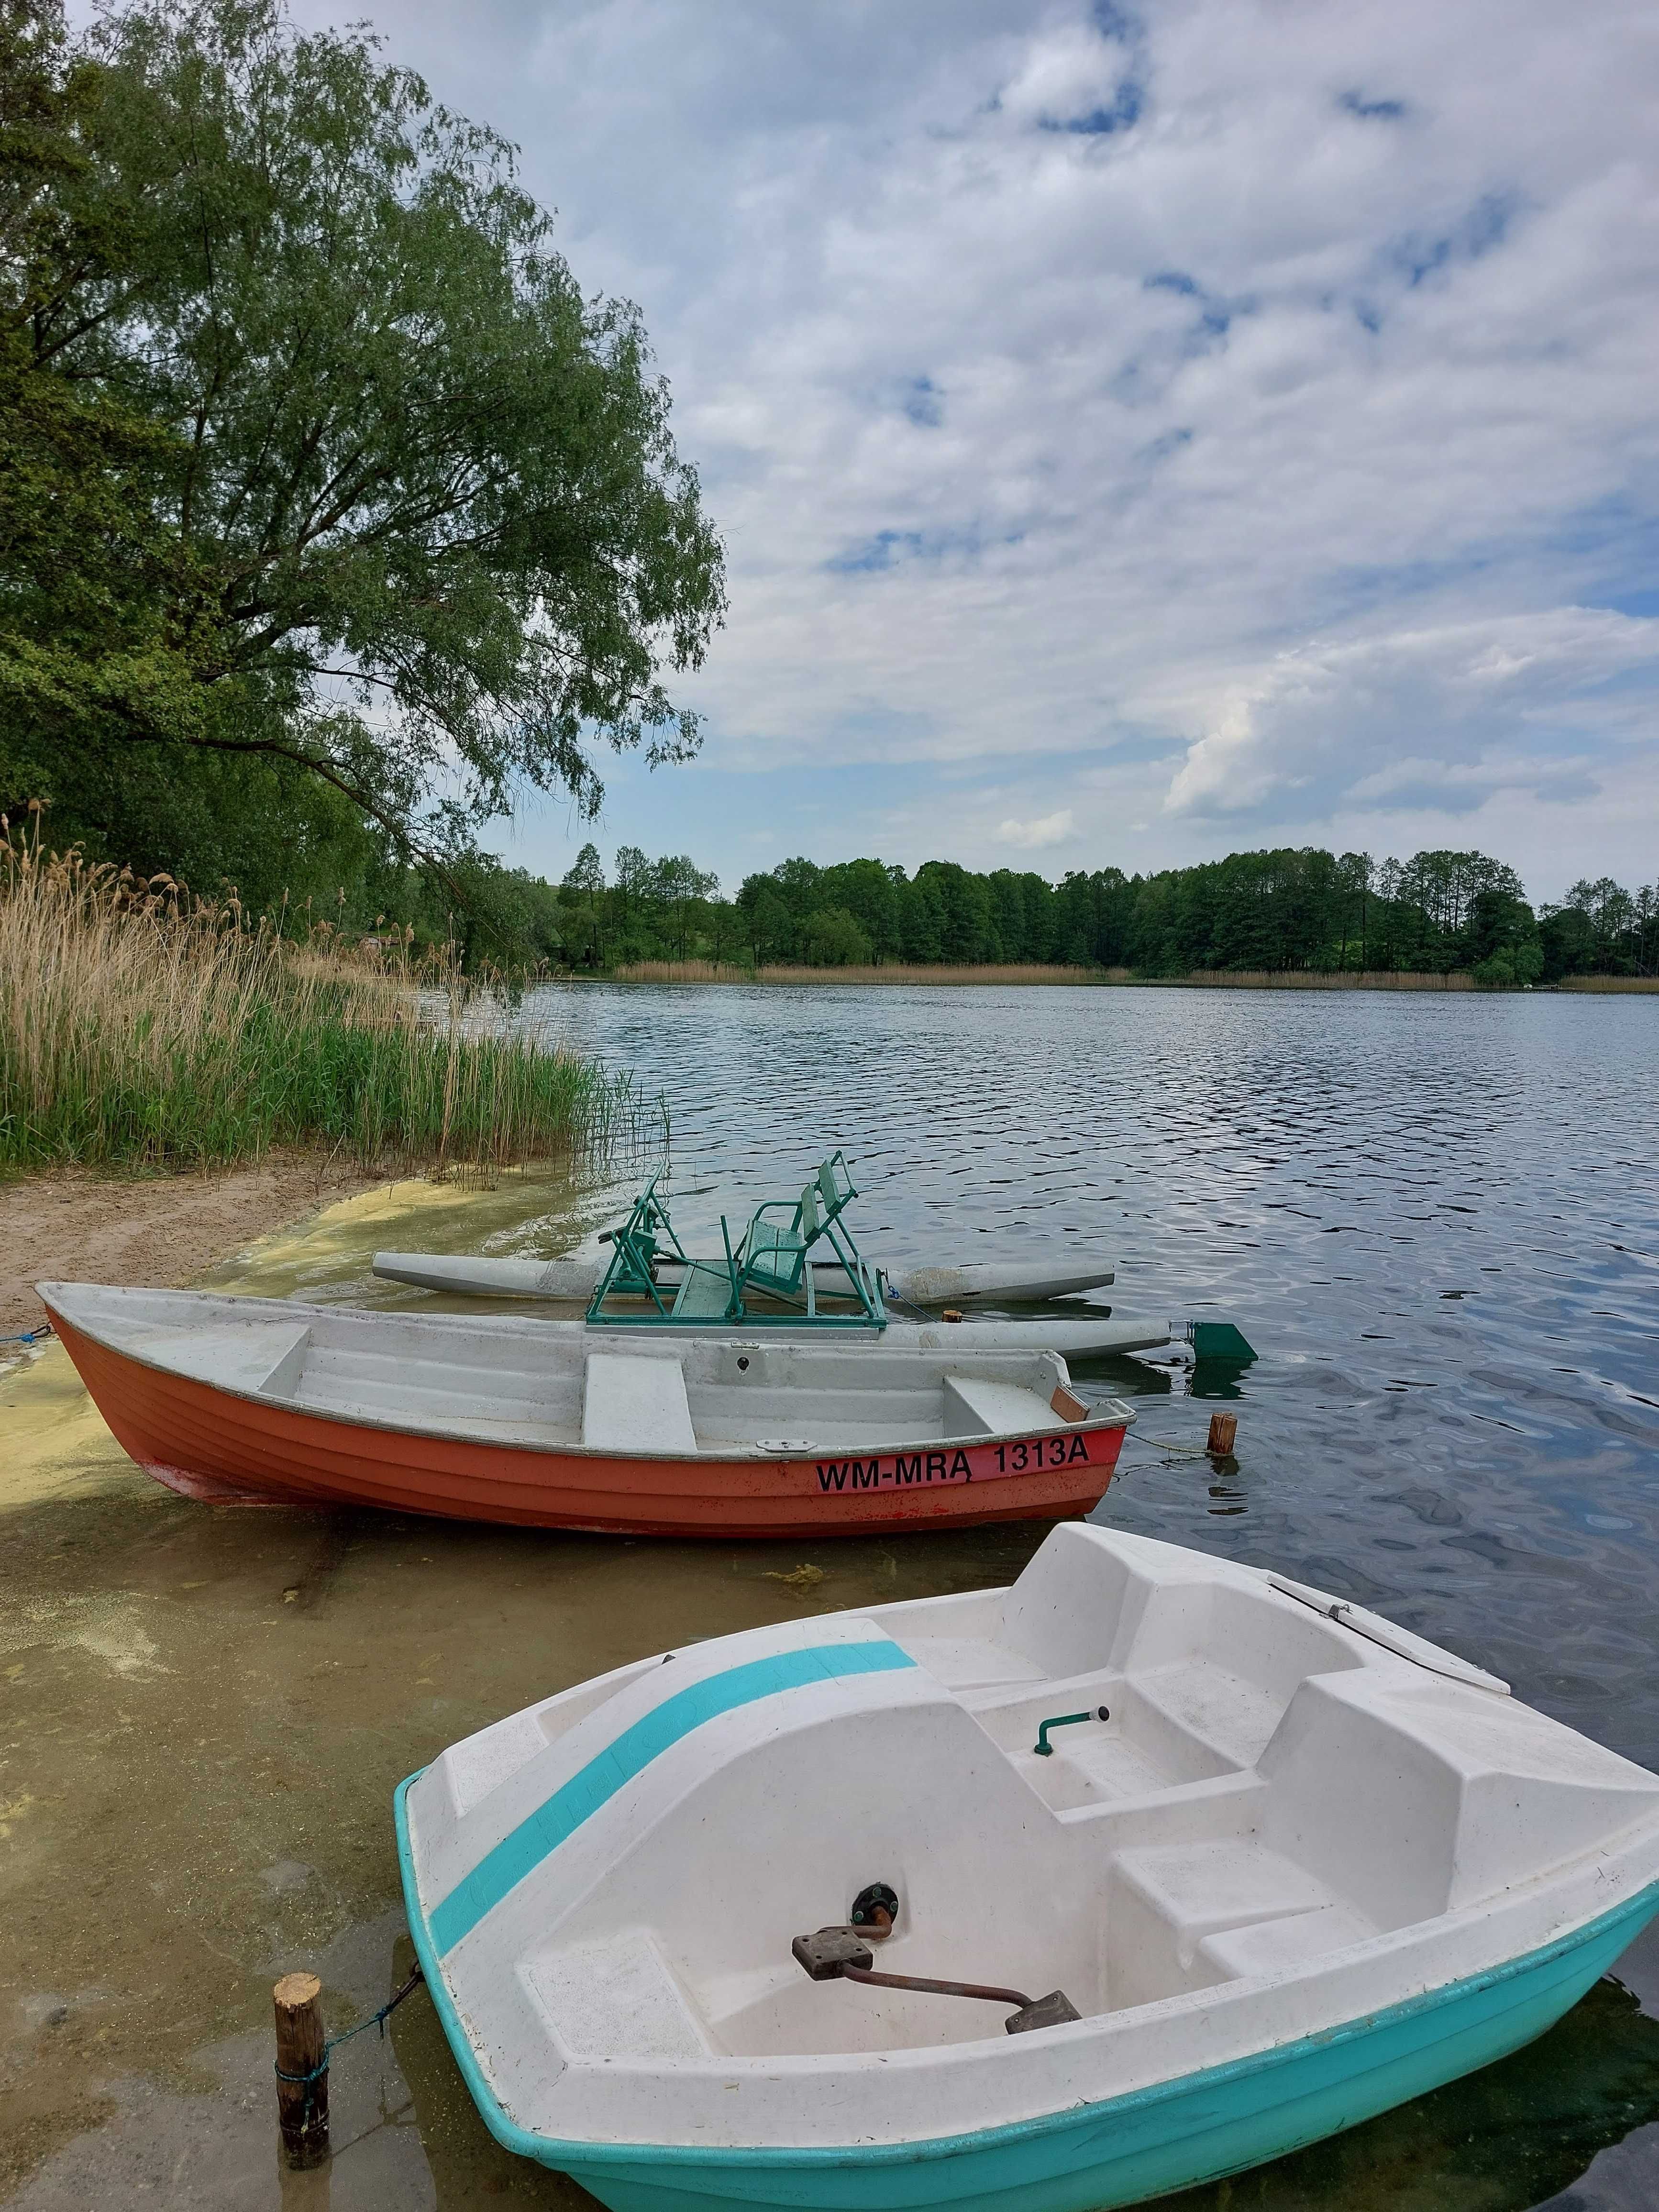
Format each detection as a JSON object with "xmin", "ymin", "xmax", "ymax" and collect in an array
[
  {"xmin": 1206, "ymin": 1412, "xmax": 1238, "ymax": 1456},
  {"xmin": 274, "ymin": 1971, "xmax": 330, "ymax": 2168}
]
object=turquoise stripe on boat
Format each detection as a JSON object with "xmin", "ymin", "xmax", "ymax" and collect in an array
[
  {"xmin": 394, "ymin": 1771, "xmax": 1659, "ymax": 2212},
  {"xmin": 427, "ymin": 1639, "xmax": 915, "ymax": 1956}
]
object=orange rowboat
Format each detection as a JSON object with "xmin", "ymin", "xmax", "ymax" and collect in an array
[{"xmin": 38, "ymin": 1284, "xmax": 1133, "ymax": 1539}]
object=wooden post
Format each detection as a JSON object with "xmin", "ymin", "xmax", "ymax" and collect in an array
[
  {"xmin": 274, "ymin": 1971, "xmax": 329, "ymax": 2168},
  {"xmin": 1206, "ymin": 1412, "xmax": 1238, "ymax": 1456}
]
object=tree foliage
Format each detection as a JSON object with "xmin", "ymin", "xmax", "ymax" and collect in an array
[{"xmin": 0, "ymin": 0, "xmax": 724, "ymax": 875}]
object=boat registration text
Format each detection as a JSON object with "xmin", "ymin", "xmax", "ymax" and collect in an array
[{"xmin": 814, "ymin": 1429, "xmax": 1097, "ymax": 1494}]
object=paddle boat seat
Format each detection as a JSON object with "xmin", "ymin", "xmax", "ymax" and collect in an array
[
  {"xmin": 736, "ymin": 1154, "xmax": 856, "ymax": 1302},
  {"xmin": 586, "ymin": 1153, "xmax": 886, "ymax": 1331}
]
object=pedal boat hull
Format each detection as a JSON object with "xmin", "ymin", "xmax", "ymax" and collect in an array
[
  {"xmin": 39, "ymin": 1284, "xmax": 1130, "ymax": 1537},
  {"xmin": 396, "ymin": 1817, "xmax": 1655, "ymax": 2212},
  {"xmin": 394, "ymin": 1525, "xmax": 1659, "ymax": 2211}
]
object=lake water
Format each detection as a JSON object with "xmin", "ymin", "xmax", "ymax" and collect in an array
[
  {"xmin": 4, "ymin": 982, "xmax": 1657, "ymax": 2212},
  {"xmin": 527, "ymin": 981, "xmax": 1659, "ymax": 1758}
]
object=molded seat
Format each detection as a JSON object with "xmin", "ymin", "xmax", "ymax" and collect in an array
[{"xmin": 582, "ymin": 1352, "xmax": 697, "ymax": 1454}]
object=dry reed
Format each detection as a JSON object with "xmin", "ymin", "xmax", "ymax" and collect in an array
[
  {"xmin": 1557, "ymin": 975, "xmax": 1659, "ymax": 993},
  {"xmin": 609, "ymin": 960, "xmax": 1098, "ymax": 986},
  {"xmin": 0, "ymin": 827, "xmax": 633, "ymax": 1175},
  {"xmin": 607, "ymin": 959, "xmax": 1481, "ymax": 991},
  {"xmin": 1161, "ymin": 969, "xmax": 1475, "ymax": 991}
]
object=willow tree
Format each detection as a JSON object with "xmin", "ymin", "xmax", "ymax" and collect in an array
[{"xmin": 0, "ymin": 0, "xmax": 725, "ymax": 878}]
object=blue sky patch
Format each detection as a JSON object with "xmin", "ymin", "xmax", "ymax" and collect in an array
[
  {"xmin": 1341, "ymin": 90, "xmax": 1407, "ymax": 122},
  {"xmin": 1041, "ymin": 77, "xmax": 1143, "ymax": 135}
]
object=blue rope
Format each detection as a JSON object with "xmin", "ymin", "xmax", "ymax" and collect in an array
[
  {"xmin": 1, "ymin": 1325, "xmax": 52, "ymax": 1346},
  {"xmin": 276, "ymin": 1968, "xmax": 425, "ymax": 2117}
]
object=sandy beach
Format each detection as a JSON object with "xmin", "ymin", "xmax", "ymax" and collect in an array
[{"xmin": 0, "ymin": 1154, "xmax": 383, "ymax": 1338}]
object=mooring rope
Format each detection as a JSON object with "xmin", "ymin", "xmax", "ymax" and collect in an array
[
  {"xmin": 275, "ymin": 1967, "xmax": 426, "ymax": 2126},
  {"xmin": 0, "ymin": 1325, "xmax": 53, "ymax": 1346}
]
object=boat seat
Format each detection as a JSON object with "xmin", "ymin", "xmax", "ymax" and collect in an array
[
  {"xmin": 1197, "ymin": 1901, "xmax": 1378, "ymax": 1982},
  {"xmin": 132, "ymin": 1320, "xmax": 311, "ymax": 1399},
  {"xmin": 527, "ymin": 1929, "xmax": 715, "ymax": 2061},
  {"xmin": 1108, "ymin": 1841, "xmax": 1358, "ymax": 2007},
  {"xmin": 582, "ymin": 1353, "xmax": 698, "ymax": 1455},
  {"xmin": 942, "ymin": 1374, "xmax": 1062, "ymax": 1439},
  {"xmin": 671, "ymin": 1261, "xmax": 739, "ymax": 1321}
]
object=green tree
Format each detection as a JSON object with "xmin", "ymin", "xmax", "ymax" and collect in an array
[
  {"xmin": 561, "ymin": 841, "xmax": 604, "ymax": 965},
  {"xmin": 2, "ymin": 0, "xmax": 724, "ymax": 876},
  {"xmin": 798, "ymin": 906, "xmax": 871, "ymax": 966}
]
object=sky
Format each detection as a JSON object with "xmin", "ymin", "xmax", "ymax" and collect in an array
[{"xmin": 294, "ymin": 0, "xmax": 1659, "ymax": 902}]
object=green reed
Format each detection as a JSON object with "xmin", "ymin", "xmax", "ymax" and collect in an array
[{"xmin": 0, "ymin": 827, "xmax": 634, "ymax": 1175}]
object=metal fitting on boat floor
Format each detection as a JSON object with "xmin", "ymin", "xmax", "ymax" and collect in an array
[{"xmin": 1033, "ymin": 1705, "xmax": 1110, "ymax": 1756}]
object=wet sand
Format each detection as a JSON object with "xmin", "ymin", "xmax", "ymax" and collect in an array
[{"xmin": 3, "ymin": 1170, "xmax": 1657, "ymax": 2209}]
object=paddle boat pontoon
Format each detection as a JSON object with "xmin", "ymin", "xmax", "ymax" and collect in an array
[
  {"xmin": 372, "ymin": 1153, "xmax": 1184, "ymax": 1361},
  {"xmin": 397, "ymin": 1523, "xmax": 1659, "ymax": 2211},
  {"xmin": 38, "ymin": 1283, "xmax": 1132, "ymax": 1536},
  {"xmin": 376, "ymin": 1153, "xmax": 1120, "ymax": 1321}
]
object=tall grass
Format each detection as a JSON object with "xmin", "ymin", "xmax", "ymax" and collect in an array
[{"xmin": 0, "ymin": 828, "xmax": 637, "ymax": 1175}]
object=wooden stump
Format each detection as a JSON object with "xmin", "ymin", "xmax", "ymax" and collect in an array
[
  {"xmin": 274, "ymin": 1971, "xmax": 330, "ymax": 2168},
  {"xmin": 1206, "ymin": 1412, "xmax": 1239, "ymax": 1456}
]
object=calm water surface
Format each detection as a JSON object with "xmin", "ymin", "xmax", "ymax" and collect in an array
[{"xmin": 526, "ymin": 981, "xmax": 1659, "ymax": 1759}]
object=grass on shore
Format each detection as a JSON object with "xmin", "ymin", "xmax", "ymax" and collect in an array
[{"xmin": 0, "ymin": 830, "xmax": 636, "ymax": 1176}]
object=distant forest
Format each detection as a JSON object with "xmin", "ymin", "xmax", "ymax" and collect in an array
[{"xmin": 545, "ymin": 841, "xmax": 1656, "ymax": 986}]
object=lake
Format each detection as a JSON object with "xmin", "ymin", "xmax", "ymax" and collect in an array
[{"xmin": 529, "ymin": 980, "xmax": 1659, "ymax": 1750}]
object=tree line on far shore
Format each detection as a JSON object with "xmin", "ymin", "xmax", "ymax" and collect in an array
[{"xmin": 502, "ymin": 840, "xmax": 1654, "ymax": 986}]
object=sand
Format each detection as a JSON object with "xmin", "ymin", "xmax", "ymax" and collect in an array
[{"xmin": 0, "ymin": 1152, "xmax": 382, "ymax": 1337}]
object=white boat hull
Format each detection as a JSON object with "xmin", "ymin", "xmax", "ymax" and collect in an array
[
  {"xmin": 398, "ymin": 1524, "xmax": 1659, "ymax": 2208},
  {"xmin": 371, "ymin": 1250, "xmax": 1116, "ymax": 1306}
]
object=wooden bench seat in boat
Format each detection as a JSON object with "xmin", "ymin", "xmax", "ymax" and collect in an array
[{"xmin": 581, "ymin": 1352, "xmax": 697, "ymax": 1454}]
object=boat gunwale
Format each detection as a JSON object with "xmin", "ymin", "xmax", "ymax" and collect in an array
[
  {"xmin": 38, "ymin": 1283, "xmax": 1134, "ymax": 1467},
  {"xmin": 391, "ymin": 1765, "xmax": 1659, "ymax": 2173}
]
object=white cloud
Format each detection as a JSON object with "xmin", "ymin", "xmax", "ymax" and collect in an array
[
  {"xmin": 997, "ymin": 807, "xmax": 1076, "ymax": 849},
  {"xmin": 1161, "ymin": 608, "xmax": 1659, "ymax": 818},
  {"xmin": 284, "ymin": 0, "xmax": 1659, "ymax": 897}
]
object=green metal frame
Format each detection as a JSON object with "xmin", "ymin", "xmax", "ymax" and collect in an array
[{"xmin": 586, "ymin": 1154, "xmax": 886, "ymax": 1332}]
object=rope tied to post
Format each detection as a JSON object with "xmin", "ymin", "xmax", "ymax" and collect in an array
[{"xmin": 274, "ymin": 1966, "xmax": 425, "ymax": 2156}]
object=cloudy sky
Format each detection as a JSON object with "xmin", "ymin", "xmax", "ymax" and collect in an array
[{"xmin": 298, "ymin": 0, "xmax": 1659, "ymax": 899}]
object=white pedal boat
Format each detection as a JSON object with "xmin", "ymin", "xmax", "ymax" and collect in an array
[
  {"xmin": 365, "ymin": 1257, "xmax": 1169, "ymax": 1361},
  {"xmin": 398, "ymin": 1523, "xmax": 1659, "ymax": 2211},
  {"xmin": 373, "ymin": 1250, "xmax": 1118, "ymax": 1310}
]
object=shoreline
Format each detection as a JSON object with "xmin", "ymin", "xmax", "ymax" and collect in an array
[{"xmin": 601, "ymin": 962, "xmax": 1659, "ymax": 992}]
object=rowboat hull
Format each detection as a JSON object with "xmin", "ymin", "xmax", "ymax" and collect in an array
[{"xmin": 43, "ymin": 1299, "xmax": 1128, "ymax": 1538}]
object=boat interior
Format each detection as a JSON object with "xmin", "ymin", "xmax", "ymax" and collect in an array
[
  {"xmin": 65, "ymin": 1289, "xmax": 1099, "ymax": 1453},
  {"xmin": 445, "ymin": 1528, "xmax": 1659, "ymax": 2064}
]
